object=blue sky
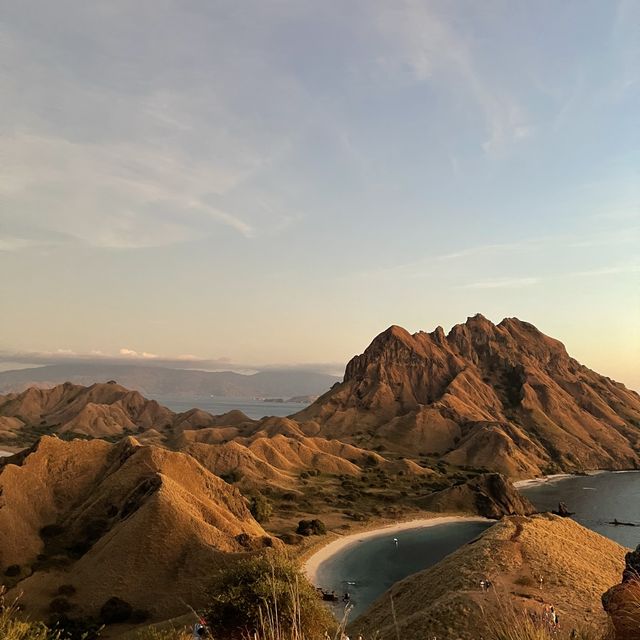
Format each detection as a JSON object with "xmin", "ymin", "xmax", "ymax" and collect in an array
[{"xmin": 1, "ymin": 1, "xmax": 638, "ymax": 388}]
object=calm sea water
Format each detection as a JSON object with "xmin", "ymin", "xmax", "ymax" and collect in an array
[
  {"xmin": 519, "ymin": 471, "xmax": 640, "ymax": 549},
  {"xmin": 152, "ymin": 396, "xmax": 307, "ymax": 420},
  {"xmin": 314, "ymin": 472, "xmax": 640, "ymax": 620},
  {"xmin": 314, "ymin": 520, "xmax": 492, "ymax": 619}
]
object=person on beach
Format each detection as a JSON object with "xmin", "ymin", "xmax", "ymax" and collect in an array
[{"xmin": 393, "ymin": 537, "xmax": 398, "ymax": 548}]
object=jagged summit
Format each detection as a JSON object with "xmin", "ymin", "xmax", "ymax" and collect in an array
[{"xmin": 296, "ymin": 316, "xmax": 640, "ymax": 478}]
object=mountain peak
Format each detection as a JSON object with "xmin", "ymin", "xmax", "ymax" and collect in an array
[{"xmin": 298, "ymin": 315, "xmax": 640, "ymax": 478}]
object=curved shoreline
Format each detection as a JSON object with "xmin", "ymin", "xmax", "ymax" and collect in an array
[
  {"xmin": 513, "ymin": 469, "xmax": 640, "ymax": 490},
  {"xmin": 304, "ymin": 515, "xmax": 492, "ymax": 585}
]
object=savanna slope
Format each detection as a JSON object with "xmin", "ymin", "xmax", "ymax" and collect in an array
[
  {"xmin": 296, "ymin": 315, "xmax": 640, "ymax": 478},
  {"xmin": 351, "ymin": 514, "xmax": 626, "ymax": 640},
  {"xmin": 0, "ymin": 436, "xmax": 270, "ymax": 623}
]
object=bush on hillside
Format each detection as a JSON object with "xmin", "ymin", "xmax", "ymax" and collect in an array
[
  {"xmin": 4, "ymin": 565, "xmax": 20, "ymax": 577},
  {"xmin": 296, "ymin": 519, "xmax": 326, "ymax": 536},
  {"xmin": 203, "ymin": 552, "xmax": 335, "ymax": 639},
  {"xmin": 99, "ymin": 597, "xmax": 133, "ymax": 624},
  {"xmin": 220, "ymin": 469, "xmax": 242, "ymax": 484},
  {"xmin": 249, "ymin": 493, "xmax": 273, "ymax": 523},
  {"xmin": 56, "ymin": 584, "xmax": 77, "ymax": 597}
]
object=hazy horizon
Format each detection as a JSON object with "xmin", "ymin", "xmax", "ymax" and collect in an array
[{"xmin": 1, "ymin": 2, "xmax": 638, "ymax": 390}]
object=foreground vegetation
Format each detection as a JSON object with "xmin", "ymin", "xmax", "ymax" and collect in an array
[{"xmin": 4, "ymin": 560, "xmax": 634, "ymax": 640}]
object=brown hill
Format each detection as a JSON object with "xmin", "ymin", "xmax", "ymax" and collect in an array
[
  {"xmin": 177, "ymin": 418, "xmax": 420, "ymax": 490},
  {"xmin": 0, "ymin": 382, "xmax": 253, "ymax": 444},
  {"xmin": 0, "ymin": 382, "xmax": 430, "ymax": 494},
  {"xmin": 0, "ymin": 436, "xmax": 270, "ymax": 623},
  {"xmin": 350, "ymin": 514, "xmax": 626, "ymax": 640},
  {"xmin": 296, "ymin": 315, "xmax": 640, "ymax": 478},
  {"xmin": 419, "ymin": 473, "xmax": 536, "ymax": 518}
]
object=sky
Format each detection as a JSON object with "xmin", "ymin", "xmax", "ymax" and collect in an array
[{"xmin": 0, "ymin": 1, "xmax": 639, "ymax": 389}]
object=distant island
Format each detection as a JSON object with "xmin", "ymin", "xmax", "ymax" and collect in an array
[{"xmin": 262, "ymin": 395, "xmax": 319, "ymax": 403}]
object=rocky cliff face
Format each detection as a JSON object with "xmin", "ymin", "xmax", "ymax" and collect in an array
[
  {"xmin": 419, "ymin": 473, "xmax": 536, "ymax": 518},
  {"xmin": 296, "ymin": 315, "xmax": 640, "ymax": 478},
  {"xmin": 603, "ymin": 544, "xmax": 640, "ymax": 639}
]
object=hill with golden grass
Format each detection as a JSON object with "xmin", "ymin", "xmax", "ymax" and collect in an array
[
  {"xmin": 0, "ymin": 382, "xmax": 180, "ymax": 441},
  {"xmin": 0, "ymin": 436, "xmax": 270, "ymax": 624},
  {"xmin": 350, "ymin": 514, "xmax": 626, "ymax": 640},
  {"xmin": 0, "ymin": 382, "xmax": 437, "ymax": 494},
  {"xmin": 296, "ymin": 315, "xmax": 640, "ymax": 478},
  {"xmin": 419, "ymin": 472, "xmax": 536, "ymax": 518}
]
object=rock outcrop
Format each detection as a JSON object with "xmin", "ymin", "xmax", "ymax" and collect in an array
[
  {"xmin": 296, "ymin": 315, "xmax": 640, "ymax": 478},
  {"xmin": 419, "ymin": 473, "xmax": 535, "ymax": 518},
  {"xmin": 603, "ymin": 543, "xmax": 640, "ymax": 639}
]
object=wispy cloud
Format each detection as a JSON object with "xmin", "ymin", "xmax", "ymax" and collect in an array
[
  {"xmin": 119, "ymin": 348, "xmax": 158, "ymax": 359},
  {"xmin": 0, "ymin": 5, "xmax": 305, "ymax": 251},
  {"xmin": 0, "ymin": 236, "xmax": 43, "ymax": 252},
  {"xmin": 368, "ymin": 0, "xmax": 531, "ymax": 154},
  {"xmin": 461, "ymin": 277, "xmax": 541, "ymax": 290},
  {"xmin": 460, "ymin": 263, "xmax": 640, "ymax": 290},
  {"xmin": 0, "ymin": 348, "xmax": 343, "ymax": 376}
]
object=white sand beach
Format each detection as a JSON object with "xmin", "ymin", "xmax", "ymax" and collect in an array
[
  {"xmin": 304, "ymin": 515, "xmax": 491, "ymax": 585},
  {"xmin": 513, "ymin": 470, "xmax": 609, "ymax": 489}
]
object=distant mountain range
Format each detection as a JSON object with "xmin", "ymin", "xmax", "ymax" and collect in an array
[{"xmin": 0, "ymin": 364, "xmax": 341, "ymax": 399}]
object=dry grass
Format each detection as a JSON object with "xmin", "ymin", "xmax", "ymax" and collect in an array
[
  {"xmin": 0, "ymin": 588, "xmax": 61, "ymax": 640},
  {"xmin": 247, "ymin": 565, "xmax": 353, "ymax": 640},
  {"xmin": 130, "ymin": 630, "xmax": 191, "ymax": 640},
  {"xmin": 488, "ymin": 597, "xmax": 605, "ymax": 640}
]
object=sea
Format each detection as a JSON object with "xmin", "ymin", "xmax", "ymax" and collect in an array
[
  {"xmin": 518, "ymin": 470, "xmax": 640, "ymax": 549},
  {"xmin": 313, "ymin": 520, "xmax": 492, "ymax": 619},
  {"xmin": 151, "ymin": 395, "xmax": 307, "ymax": 420},
  {"xmin": 314, "ymin": 471, "xmax": 640, "ymax": 620}
]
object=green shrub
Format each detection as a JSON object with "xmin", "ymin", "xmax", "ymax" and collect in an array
[
  {"xmin": 49, "ymin": 597, "xmax": 72, "ymax": 614},
  {"xmin": 296, "ymin": 519, "xmax": 326, "ymax": 536},
  {"xmin": 220, "ymin": 469, "xmax": 242, "ymax": 484},
  {"xmin": 99, "ymin": 597, "xmax": 133, "ymax": 624},
  {"xmin": 278, "ymin": 533, "xmax": 304, "ymax": 546},
  {"xmin": 249, "ymin": 494, "xmax": 273, "ymax": 524},
  {"xmin": 4, "ymin": 565, "xmax": 20, "ymax": 577},
  {"xmin": 204, "ymin": 552, "xmax": 335, "ymax": 640}
]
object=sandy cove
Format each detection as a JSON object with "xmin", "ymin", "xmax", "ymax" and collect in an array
[{"xmin": 304, "ymin": 515, "xmax": 492, "ymax": 585}]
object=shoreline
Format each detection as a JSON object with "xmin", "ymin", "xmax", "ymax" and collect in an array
[
  {"xmin": 304, "ymin": 515, "xmax": 491, "ymax": 585},
  {"xmin": 513, "ymin": 469, "xmax": 640, "ymax": 490}
]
